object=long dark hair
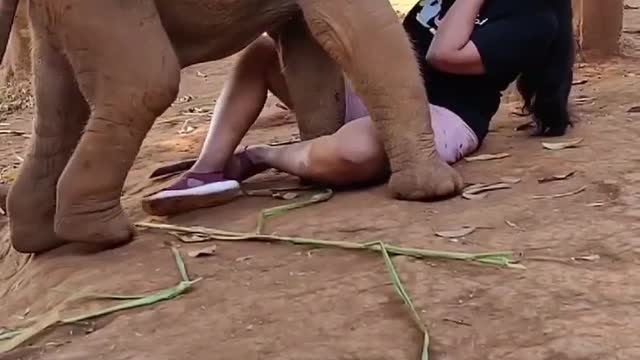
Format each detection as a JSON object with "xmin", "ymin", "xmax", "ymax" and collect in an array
[{"xmin": 516, "ymin": 0, "xmax": 574, "ymax": 136}]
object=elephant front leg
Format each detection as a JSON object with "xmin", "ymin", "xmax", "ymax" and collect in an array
[
  {"xmin": 53, "ymin": 1, "xmax": 180, "ymax": 244},
  {"xmin": 6, "ymin": 33, "xmax": 89, "ymax": 253},
  {"xmin": 298, "ymin": 0, "xmax": 463, "ymax": 200},
  {"xmin": 271, "ymin": 16, "xmax": 345, "ymax": 141}
]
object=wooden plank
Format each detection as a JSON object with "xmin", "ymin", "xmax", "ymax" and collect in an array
[{"xmin": 573, "ymin": 0, "xmax": 623, "ymax": 57}]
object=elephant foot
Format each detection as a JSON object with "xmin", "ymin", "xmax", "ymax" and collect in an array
[
  {"xmin": 8, "ymin": 211, "xmax": 67, "ymax": 254},
  {"xmin": 10, "ymin": 224, "xmax": 66, "ymax": 254},
  {"xmin": 54, "ymin": 203, "xmax": 134, "ymax": 247},
  {"xmin": 388, "ymin": 158, "xmax": 464, "ymax": 201},
  {"xmin": 6, "ymin": 182, "xmax": 67, "ymax": 253}
]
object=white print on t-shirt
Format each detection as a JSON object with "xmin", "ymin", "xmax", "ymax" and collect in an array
[
  {"xmin": 416, "ymin": 0, "xmax": 488, "ymax": 31},
  {"xmin": 416, "ymin": 0, "xmax": 442, "ymax": 28}
]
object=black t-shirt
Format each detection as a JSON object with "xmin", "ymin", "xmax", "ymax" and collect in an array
[{"xmin": 402, "ymin": 0, "xmax": 559, "ymax": 142}]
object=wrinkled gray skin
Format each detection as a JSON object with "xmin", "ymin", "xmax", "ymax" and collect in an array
[{"xmin": 0, "ymin": 0, "xmax": 463, "ymax": 254}]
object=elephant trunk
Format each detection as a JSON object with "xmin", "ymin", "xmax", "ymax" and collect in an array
[{"xmin": 0, "ymin": 0, "xmax": 19, "ymax": 63}]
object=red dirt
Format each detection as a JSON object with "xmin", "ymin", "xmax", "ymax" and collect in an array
[{"xmin": 2, "ymin": 3, "xmax": 640, "ymax": 359}]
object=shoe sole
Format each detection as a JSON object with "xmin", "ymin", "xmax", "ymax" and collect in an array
[{"xmin": 142, "ymin": 182, "xmax": 241, "ymax": 216}]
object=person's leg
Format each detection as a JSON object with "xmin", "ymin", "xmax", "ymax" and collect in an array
[
  {"xmin": 244, "ymin": 102, "xmax": 479, "ymax": 187},
  {"xmin": 142, "ymin": 35, "xmax": 291, "ymax": 216},
  {"xmin": 247, "ymin": 115, "xmax": 389, "ymax": 186},
  {"xmin": 191, "ymin": 35, "xmax": 292, "ymax": 174}
]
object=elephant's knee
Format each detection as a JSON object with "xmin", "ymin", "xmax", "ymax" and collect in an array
[{"xmin": 141, "ymin": 65, "xmax": 180, "ymax": 118}]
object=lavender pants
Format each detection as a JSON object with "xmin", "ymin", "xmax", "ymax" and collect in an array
[{"xmin": 344, "ymin": 84, "xmax": 479, "ymax": 164}]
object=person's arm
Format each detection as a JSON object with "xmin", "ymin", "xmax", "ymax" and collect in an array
[{"xmin": 426, "ymin": 0, "xmax": 486, "ymax": 75}]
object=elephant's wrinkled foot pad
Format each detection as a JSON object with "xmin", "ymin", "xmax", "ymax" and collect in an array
[
  {"xmin": 54, "ymin": 205, "xmax": 134, "ymax": 248},
  {"xmin": 10, "ymin": 226, "xmax": 67, "ymax": 254},
  {"xmin": 389, "ymin": 159, "xmax": 464, "ymax": 201}
]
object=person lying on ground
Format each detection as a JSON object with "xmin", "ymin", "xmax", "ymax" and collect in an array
[{"xmin": 142, "ymin": 0, "xmax": 574, "ymax": 216}]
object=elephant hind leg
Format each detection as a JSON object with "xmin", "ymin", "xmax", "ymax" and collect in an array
[
  {"xmin": 7, "ymin": 32, "xmax": 89, "ymax": 253},
  {"xmin": 297, "ymin": 0, "xmax": 463, "ymax": 200},
  {"xmin": 53, "ymin": 1, "xmax": 180, "ymax": 244},
  {"xmin": 272, "ymin": 17, "xmax": 345, "ymax": 141}
]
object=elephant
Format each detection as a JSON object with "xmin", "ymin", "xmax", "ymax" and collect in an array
[{"xmin": 0, "ymin": 0, "xmax": 463, "ymax": 254}]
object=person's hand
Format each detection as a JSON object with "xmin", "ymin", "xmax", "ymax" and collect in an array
[{"xmin": 426, "ymin": 0, "xmax": 486, "ymax": 74}]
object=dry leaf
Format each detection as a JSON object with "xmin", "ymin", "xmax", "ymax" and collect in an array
[
  {"xmin": 572, "ymin": 79, "xmax": 588, "ymax": 86},
  {"xmin": 0, "ymin": 129, "xmax": 29, "ymax": 137},
  {"xmin": 462, "ymin": 192, "xmax": 488, "ymax": 200},
  {"xmin": 178, "ymin": 120, "xmax": 196, "ymax": 134},
  {"xmin": 586, "ymin": 201, "xmax": 605, "ymax": 207},
  {"xmin": 268, "ymin": 136, "xmax": 300, "ymax": 146},
  {"xmin": 443, "ymin": 318, "xmax": 472, "ymax": 327},
  {"xmin": 505, "ymin": 220, "xmax": 525, "ymax": 231},
  {"xmin": 435, "ymin": 226, "xmax": 476, "ymax": 238},
  {"xmin": 243, "ymin": 189, "xmax": 273, "ymax": 197},
  {"xmin": 269, "ymin": 185, "xmax": 315, "ymax": 192},
  {"xmin": 13, "ymin": 152, "xmax": 24, "ymax": 163},
  {"xmin": 196, "ymin": 71, "xmax": 208, "ymax": 78},
  {"xmin": 235, "ymin": 255, "xmax": 254, "ymax": 262},
  {"xmin": 175, "ymin": 95, "xmax": 194, "ymax": 104},
  {"xmin": 462, "ymin": 182, "xmax": 512, "ymax": 200},
  {"xmin": 628, "ymin": 106, "xmax": 640, "ymax": 113},
  {"xmin": 532, "ymin": 185, "xmax": 587, "ymax": 200},
  {"xmin": 464, "ymin": 183, "xmax": 511, "ymax": 194},
  {"xmin": 464, "ymin": 153, "xmax": 511, "ymax": 162},
  {"xmin": 538, "ymin": 171, "xmax": 576, "ymax": 183},
  {"xmin": 182, "ymin": 106, "xmax": 212, "ymax": 114},
  {"xmin": 179, "ymin": 126, "xmax": 195, "ymax": 134},
  {"xmin": 542, "ymin": 138, "xmax": 583, "ymax": 150},
  {"xmin": 188, "ymin": 245, "xmax": 218, "ymax": 258},
  {"xmin": 572, "ymin": 254, "xmax": 600, "ymax": 262},
  {"xmin": 500, "ymin": 176, "xmax": 521, "ymax": 184},
  {"xmin": 272, "ymin": 192, "xmax": 298, "ymax": 200},
  {"xmin": 169, "ymin": 232, "xmax": 212, "ymax": 243},
  {"xmin": 573, "ymin": 96, "xmax": 594, "ymax": 105}
]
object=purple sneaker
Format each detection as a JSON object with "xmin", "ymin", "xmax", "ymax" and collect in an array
[{"xmin": 142, "ymin": 172, "xmax": 240, "ymax": 216}]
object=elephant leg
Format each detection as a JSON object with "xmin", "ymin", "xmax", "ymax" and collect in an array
[
  {"xmin": 53, "ymin": 1, "xmax": 180, "ymax": 244},
  {"xmin": 6, "ymin": 32, "xmax": 89, "ymax": 253},
  {"xmin": 297, "ymin": 0, "xmax": 463, "ymax": 200},
  {"xmin": 271, "ymin": 17, "xmax": 345, "ymax": 141}
]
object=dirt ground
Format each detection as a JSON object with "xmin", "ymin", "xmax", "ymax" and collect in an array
[{"xmin": 2, "ymin": 2, "xmax": 640, "ymax": 360}]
